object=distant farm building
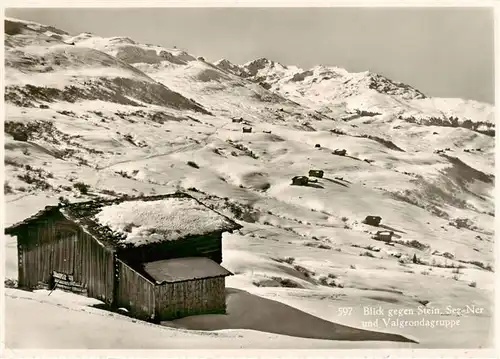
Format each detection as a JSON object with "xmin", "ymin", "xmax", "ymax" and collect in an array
[
  {"xmin": 291, "ymin": 176, "xmax": 309, "ymax": 186},
  {"xmin": 242, "ymin": 127, "xmax": 252, "ymax": 133},
  {"xmin": 5, "ymin": 192, "xmax": 242, "ymax": 321},
  {"xmin": 232, "ymin": 117, "xmax": 244, "ymax": 123},
  {"xmin": 308, "ymin": 170, "xmax": 324, "ymax": 178},
  {"xmin": 363, "ymin": 215, "xmax": 382, "ymax": 227},
  {"xmin": 372, "ymin": 230, "xmax": 394, "ymax": 242},
  {"xmin": 333, "ymin": 149, "xmax": 347, "ymax": 156}
]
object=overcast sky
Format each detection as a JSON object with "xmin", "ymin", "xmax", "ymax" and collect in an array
[{"xmin": 6, "ymin": 7, "xmax": 495, "ymax": 103}]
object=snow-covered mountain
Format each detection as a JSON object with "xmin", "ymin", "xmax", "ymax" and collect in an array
[
  {"xmin": 214, "ymin": 57, "xmax": 494, "ymax": 136},
  {"xmin": 4, "ymin": 17, "xmax": 495, "ymax": 350},
  {"xmin": 5, "ymin": 18, "xmax": 209, "ymax": 114}
]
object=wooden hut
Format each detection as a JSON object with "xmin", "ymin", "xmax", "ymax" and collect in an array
[
  {"xmin": 4, "ymin": 192, "xmax": 242, "ymax": 321},
  {"xmin": 372, "ymin": 230, "xmax": 394, "ymax": 242},
  {"xmin": 291, "ymin": 176, "xmax": 309, "ymax": 186},
  {"xmin": 363, "ymin": 215, "xmax": 382, "ymax": 227},
  {"xmin": 308, "ymin": 169, "xmax": 324, "ymax": 178}
]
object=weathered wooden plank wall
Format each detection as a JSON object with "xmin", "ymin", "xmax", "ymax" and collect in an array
[
  {"xmin": 17, "ymin": 217, "xmax": 79, "ymax": 288},
  {"xmin": 115, "ymin": 259, "xmax": 156, "ymax": 320},
  {"xmin": 17, "ymin": 215, "xmax": 114, "ymax": 304},
  {"xmin": 75, "ymin": 231, "xmax": 114, "ymax": 303},
  {"xmin": 154, "ymin": 276, "xmax": 226, "ymax": 320}
]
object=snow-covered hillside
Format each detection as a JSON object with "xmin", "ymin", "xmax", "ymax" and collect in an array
[{"xmin": 3, "ymin": 17, "xmax": 495, "ymax": 350}]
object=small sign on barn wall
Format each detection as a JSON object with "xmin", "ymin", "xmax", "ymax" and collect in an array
[
  {"xmin": 53, "ymin": 270, "xmax": 74, "ymax": 282},
  {"xmin": 52, "ymin": 270, "xmax": 87, "ymax": 295}
]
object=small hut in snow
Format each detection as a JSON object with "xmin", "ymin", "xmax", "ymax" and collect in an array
[
  {"xmin": 291, "ymin": 176, "xmax": 309, "ymax": 186},
  {"xmin": 363, "ymin": 215, "xmax": 382, "ymax": 227},
  {"xmin": 5, "ymin": 192, "xmax": 242, "ymax": 321},
  {"xmin": 308, "ymin": 170, "xmax": 324, "ymax": 178},
  {"xmin": 372, "ymin": 230, "xmax": 394, "ymax": 242}
]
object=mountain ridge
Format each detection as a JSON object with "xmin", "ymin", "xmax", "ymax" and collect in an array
[{"xmin": 211, "ymin": 55, "xmax": 493, "ymax": 136}]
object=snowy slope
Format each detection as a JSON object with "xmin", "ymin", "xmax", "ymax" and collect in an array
[
  {"xmin": 81, "ymin": 38, "xmax": 317, "ymax": 124},
  {"xmin": 3, "ymin": 17, "xmax": 495, "ymax": 350},
  {"xmin": 5, "ymin": 18, "xmax": 209, "ymax": 113}
]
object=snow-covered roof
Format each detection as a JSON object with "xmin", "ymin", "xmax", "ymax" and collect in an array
[
  {"xmin": 143, "ymin": 257, "xmax": 232, "ymax": 283},
  {"xmin": 5, "ymin": 192, "xmax": 242, "ymax": 249},
  {"xmin": 93, "ymin": 195, "xmax": 237, "ymax": 247}
]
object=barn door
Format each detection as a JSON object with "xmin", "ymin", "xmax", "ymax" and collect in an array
[{"xmin": 52, "ymin": 229, "xmax": 77, "ymax": 276}]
